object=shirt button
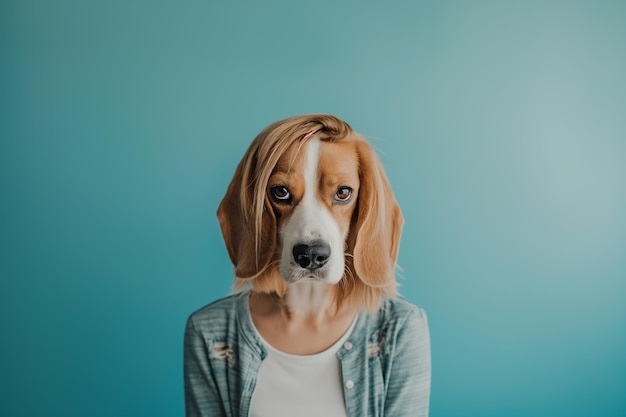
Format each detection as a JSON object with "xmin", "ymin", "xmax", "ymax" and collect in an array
[
  {"xmin": 344, "ymin": 342, "xmax": 353, "ymax": 350},
  {"xmin": 345, "ymin": 380, "xmax": 354, "ymax": 389}
]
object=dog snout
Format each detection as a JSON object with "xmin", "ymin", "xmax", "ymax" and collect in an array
[{"xmin": 292, "ymin": 242, "xmax": 331, "ymax": 270}]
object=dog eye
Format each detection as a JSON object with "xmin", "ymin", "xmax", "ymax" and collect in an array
[
  {"xmin": 270, "ymin": 186, "xmax": 292, "ymax": 203},
  {"xmin": 334, "ymin": 186, "xmax": 353, "ymax": 203}
]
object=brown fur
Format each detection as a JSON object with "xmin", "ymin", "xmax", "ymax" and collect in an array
[{"xmin": 217, "ymin": 114, "xmax": 403, "ymax": 312}]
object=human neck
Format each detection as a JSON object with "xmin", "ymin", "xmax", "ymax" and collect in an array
[
  {"xmin": 249, "ymin": 284, "xmax": 357, "ymax": 354},
  {"xmin": 284, "ymin": 280, "xmax": 335, "ymax": 318},
  {"xmin": 252, "ymin": 281, "xmax": 346, "ymax": 326}
]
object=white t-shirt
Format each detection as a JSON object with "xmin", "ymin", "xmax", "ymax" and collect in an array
[{"xmin": 249, "ymin": 318, "xmax": 358, "ymax": 417}]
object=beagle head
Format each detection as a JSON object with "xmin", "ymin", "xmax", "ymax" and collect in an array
[{"xmin": 217, "ymin": 115, "xmax": 403, "ymax": 312}]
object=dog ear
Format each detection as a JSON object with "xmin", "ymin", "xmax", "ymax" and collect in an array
[
  {"xmin": 350, "ymin": 140, "xmax": 404, "ymax": 288},
  {"xmin": 217, "ymin": 155, "xmax": 277, "ymax": 280}
]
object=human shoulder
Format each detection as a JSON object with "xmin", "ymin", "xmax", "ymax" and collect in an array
[
  {"xmin": 376, "ymin": 296, "xmax": 428, "ymax": 328},
  {"xmin": 186, "ymin": 292, "xmax": 248, "ymax": 337}
]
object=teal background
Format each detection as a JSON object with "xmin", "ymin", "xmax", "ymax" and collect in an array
[{"xmin": 1, "ymin": 1, "xmax": 625, "ymax": 416}]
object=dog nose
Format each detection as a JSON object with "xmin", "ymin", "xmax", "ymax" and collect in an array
[{"xmin": 293, "ymin": 242, "xmax": 331, "ymax": 270}]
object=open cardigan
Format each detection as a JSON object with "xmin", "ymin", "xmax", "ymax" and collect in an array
[{"xmin": 184, "ymin": 291, "xmax": 430, "ymax": 417}]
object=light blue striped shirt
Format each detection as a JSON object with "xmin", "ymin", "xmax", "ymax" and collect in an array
[{"xmin": 184, "ymin": 291, "xmax": 430, "ymax": 417}]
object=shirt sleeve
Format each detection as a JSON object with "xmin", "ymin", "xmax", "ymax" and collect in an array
[
  {"xmin": 184, "ymin": 316, "xmax": 227, "ymax": 417},
  {"xmin": 384, "ymin": 306, "xmax": 431, "ymax": 417}
]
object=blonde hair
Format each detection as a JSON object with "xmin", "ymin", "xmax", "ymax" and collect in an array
[
  {"xmin": 243, "ymin": 115, "xmax": 353, "ymax": 266},
  {"xmin": 217, "ymin": 114, "xmax": 403, "ymax": 312}
]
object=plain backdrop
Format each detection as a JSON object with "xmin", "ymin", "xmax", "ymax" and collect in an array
[{"xmin": 1, "ymin": 1, "xmax": 625, "ymax": 416}]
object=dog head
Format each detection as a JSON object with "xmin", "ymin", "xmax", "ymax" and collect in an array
[{"xmin": 217, "ymin": 114, "xmax": 403, "ymax": 312}]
